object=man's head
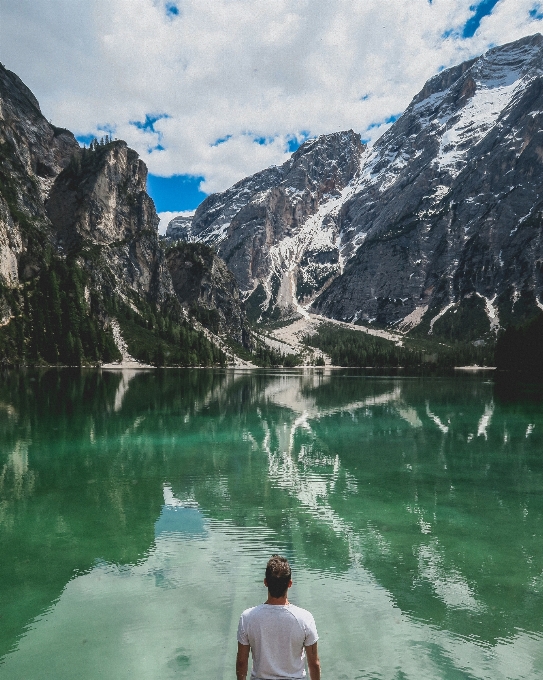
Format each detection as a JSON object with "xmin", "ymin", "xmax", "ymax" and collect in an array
[{"xmin": 265, "ymin": 555, "xmax": 292, "ymax": 598}]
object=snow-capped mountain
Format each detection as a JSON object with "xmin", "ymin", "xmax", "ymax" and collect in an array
[
  {"xmin": 185, "ymin": 130, "xmax": 364, "ymax": 318},
  {"xmin": 171, "ymin": 33, "xmax": 543, "ymax": 332}
]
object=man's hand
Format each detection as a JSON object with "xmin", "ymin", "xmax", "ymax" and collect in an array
[
  {"xmin": 305, "ymin": 642, "xmax": 321, "ymax": 680},
  {"xmin": 236, "ymin": 642, "xmax": 250, "ymax": 680}
]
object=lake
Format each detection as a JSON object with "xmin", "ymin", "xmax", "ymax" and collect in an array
[{"xmin": 0, "ymin": 368, "xmax": 542, "ymax": 679}]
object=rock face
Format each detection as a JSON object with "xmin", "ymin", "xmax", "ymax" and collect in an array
[
  {"xmin": 187, "ymin": 33, "xmax": 543, "ymax": 335},
  {"xmin": 165, "ymin": 242, "xmax": 250, "ymax": 346},
  {"xmin": 0, "ymin": 60, "xmax": 173, "ymax": 311},
  {"xmin": 0, "ymin": 64, "xmax": 79, "ymax": 285},
  {"xmin": 46, "ymin": 141, "xmax": 174, "ymax": 306},
  {"xmin": 161, "ymin": 214, "xmax": 195, "ymax": 245},
  {"xmin": 187, "ymin": 130, "xmax": 364, "ymax": 319},
  {"xmin": 0, "ymin": 63, "xmax": 189, "ymax": 364},
  {"xmin": 314, "ymin": 33, "xmax": 543, "ymax": 332}
]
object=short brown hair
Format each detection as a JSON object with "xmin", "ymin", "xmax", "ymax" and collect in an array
[{"xmin": 265, "ymin": 555, "xmax": 292, "ymax": 598}]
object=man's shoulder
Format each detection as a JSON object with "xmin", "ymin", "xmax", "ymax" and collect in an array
[
  {"xmin": 287, "ymin": 603, "xmax": 315, "ymax": 620},
  {"xmin": 287, "ymin": 604, "xmax": 318, "ymax": 643},
  {"xmin": 240, "ymin": 603, "xmax": 265, "ymax": 619}
]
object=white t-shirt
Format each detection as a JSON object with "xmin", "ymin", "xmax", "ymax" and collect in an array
[{"xmin": 237, "ymin": 603, "xmax": 319, "ymax": 680}]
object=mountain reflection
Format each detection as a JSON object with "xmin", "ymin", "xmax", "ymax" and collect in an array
[{"xmin": 0, "ymin": 368, "xmax": 542, "ymax": 670}]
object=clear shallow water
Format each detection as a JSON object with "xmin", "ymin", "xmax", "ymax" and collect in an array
[{"xmin": 0, "ymin": 368, "xmax": 542, "ymax": 680}]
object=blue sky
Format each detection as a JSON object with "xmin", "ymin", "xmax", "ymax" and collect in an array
[
  {"xmin": 463, "ymin": 0, "xmax": 501, "ymax": 38},
  {"xmin": 1, "ymin": 0, "xmax": 541, "ymax": 229},
  {"xmin": 141, "ymin": 0, "xmax": 540, "ymax": 218},
  {"xmin": 147, "ymin": 174, "xmax": 207, "ymax": 212}
]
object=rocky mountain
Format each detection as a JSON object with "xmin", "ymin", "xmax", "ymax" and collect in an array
[
  {"xmin": 46, "ymin": 140, "xmax": 174, "ymax": 308},
  {"xmin": 0, "ymin": 64, "xmax": 79, "ymax": 287},
  {"xmin": 165, "ymin": 241, "xmax": 251, "ymax": 346},
  {"xmin": 0, "ymin": 63, "xmax": 233, "ymax": 365},
  {"xmin": 179, "ymin": 33, "xmax": 543, "ymax": 337},
  {"xmin": 315, "ymin": 32, "xmax": 543, "ymax": 335},
  {"xmin": 186, "ymin": 130, "xmax": 364, "ymax": 320}
]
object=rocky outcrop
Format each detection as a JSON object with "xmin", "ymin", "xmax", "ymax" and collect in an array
[
  {"xmin": 187, "ymin": 130, "xmax": 364, "ymax": 319},
  {"xmin": 0, "ymin": 64, "xmax": 186, "ymax": 364},
  {"xmin": 161, "ymin": 214, "xmax": 195, "ymax": 245},
  {"xmin": 46, "ymin": 141, "xmax": 174, "ymax": 306},
  {"xmin": 0, "ymin": 63, "xmax": 79, "ymax": 286},
  {"xmin": 0, "ymin": 61, "xmax": 174, "ymax": 312},
  {"xmin": 165, "ymin": 241, "xmax": 250, "ymax": 346}
]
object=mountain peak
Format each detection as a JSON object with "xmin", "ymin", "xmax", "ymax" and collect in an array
[
  {"xmin": 185, "ymin": 34, "xmax": 543, "ymax": 333},
  {"xmin": 315, "ymin": 32, "xmax": 543, "ymax": 330}
]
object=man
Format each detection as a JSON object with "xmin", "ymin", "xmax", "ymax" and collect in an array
[{"xmin": 236, "ymin": 555, "xmax": 321, "ymax": 680}]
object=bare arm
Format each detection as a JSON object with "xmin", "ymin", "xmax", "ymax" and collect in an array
[
  {"xmin": 305, "ymin": 642, "xmax": 321, "ymax": 680},
  {"xmin": 236, "ymin": 642, "xmax": 250, "ymax": 680}
]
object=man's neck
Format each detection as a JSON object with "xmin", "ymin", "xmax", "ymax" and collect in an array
[{"xmin": 265, "ymin": 593, "xmax": 289, "ymax": 606}]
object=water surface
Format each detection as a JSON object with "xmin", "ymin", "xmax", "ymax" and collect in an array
[{"xmin": 0, "ymin": 369, "xmax": 542, "ymax": 679}]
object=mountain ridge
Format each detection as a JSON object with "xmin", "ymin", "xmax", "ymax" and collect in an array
[
  {"xmin": 0, "ymin": 64, "xmax": 246, "ymax": 365},
  {"xmin": 177, "ymin": 33, "xmax": 543, "ymax": 340}
]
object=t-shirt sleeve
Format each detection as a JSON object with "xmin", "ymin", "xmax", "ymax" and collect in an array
[
  {"xmin": 304, "ymin": 613, "xmax": 319, "ymax": 646},
  {"xmin": 237, "ymin": 614, "xmax": 250, "ymax": 645}
]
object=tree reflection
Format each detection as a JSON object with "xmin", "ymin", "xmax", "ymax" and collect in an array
[{"xmin": 0, "ymin": 368, "xmax": 542, "ymax": 661}]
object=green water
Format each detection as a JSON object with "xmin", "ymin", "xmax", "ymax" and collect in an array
[{"xmin": 0, "ymin": 369, "xmax": 542, "ymax": 680}]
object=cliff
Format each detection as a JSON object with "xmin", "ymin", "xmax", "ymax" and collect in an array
[
  {"xmin": 165, "ymin": 242, "xmax": 251, "ymax": 346},
  {"xmin": 0, "ymin": 64, "xmax": 79, "ymax": 286},
  {"xmin": 46, "ymin": 140, "xmax": 174, "ymax": 307},
  {"xmin": 0, "ymin": 64, "xmax": 224, "ymax": 366}
]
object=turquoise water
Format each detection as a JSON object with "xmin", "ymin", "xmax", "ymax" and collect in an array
[{"xmin": 0, "ymin": 369, "xmax": 542, "ymax": 679}]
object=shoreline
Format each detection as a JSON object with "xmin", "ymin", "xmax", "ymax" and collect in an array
[
  {"xmin": 3, "ymin": 363, "xmax": 499, "ymax": 371},
  {"xmin": 453, "ymin": 366, "xmax": 497, "ymax": 371}
]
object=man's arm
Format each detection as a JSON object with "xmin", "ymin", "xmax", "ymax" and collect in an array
[
  {"xmin": 305, "ymin": 642, "xmax": 321, "ymax": 680},
  {"xmin": 236, "ymin": 642, "xmax": 250, "ymax": 680}
]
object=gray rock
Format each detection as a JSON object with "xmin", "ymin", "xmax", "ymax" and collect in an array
[
  {"xmin": 0, "ymin": 62, "xmax": 79, "ymax": 284},
  {"xmin": 0, "ymin": 57, "xmax": 176, "ymax": 313},
  {"xmin": 165, "ymin": 241, "xmax": 250, "ymax": 346},
  {"xmin": 314, "ymin": 33, "xmax": 543, "ymax": 331},
  {"xmin": 189, "ymin": 130, "xmax": 364, "ymax": 319},
  {"xmin": 46, "ymin": 141, "xmax": 174, "ymax": 306},
  {"xmin": 161, "ymin": 214, "xmax": 195, "ymax": 245},
  {"xmin": 189, "ymin": 33, "xmax": 543, "ymax": 334}
]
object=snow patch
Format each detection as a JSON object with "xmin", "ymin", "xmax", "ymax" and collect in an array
[
  {"xmin": 437, "ymin": 79, "xmax": 521, "ymax": 178},
  {"xmin": 267, "ymin": 182, "xmax": 356, "ymax": 310},
  {"xmin": 475, "ymin": 293, "xmax": 500, "ymax": 333},
  {"xmin": 429, "ymin": 302, "xmax": 457, "ymax": 334}
]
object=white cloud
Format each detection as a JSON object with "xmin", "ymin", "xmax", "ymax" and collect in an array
[
  {"xmin": 157, "ymin": 210, "xmax": 194, "ymax": 235},
  {"xmin": 0, "ymin": 0, "xmax": 541, "ymax": 195}
]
